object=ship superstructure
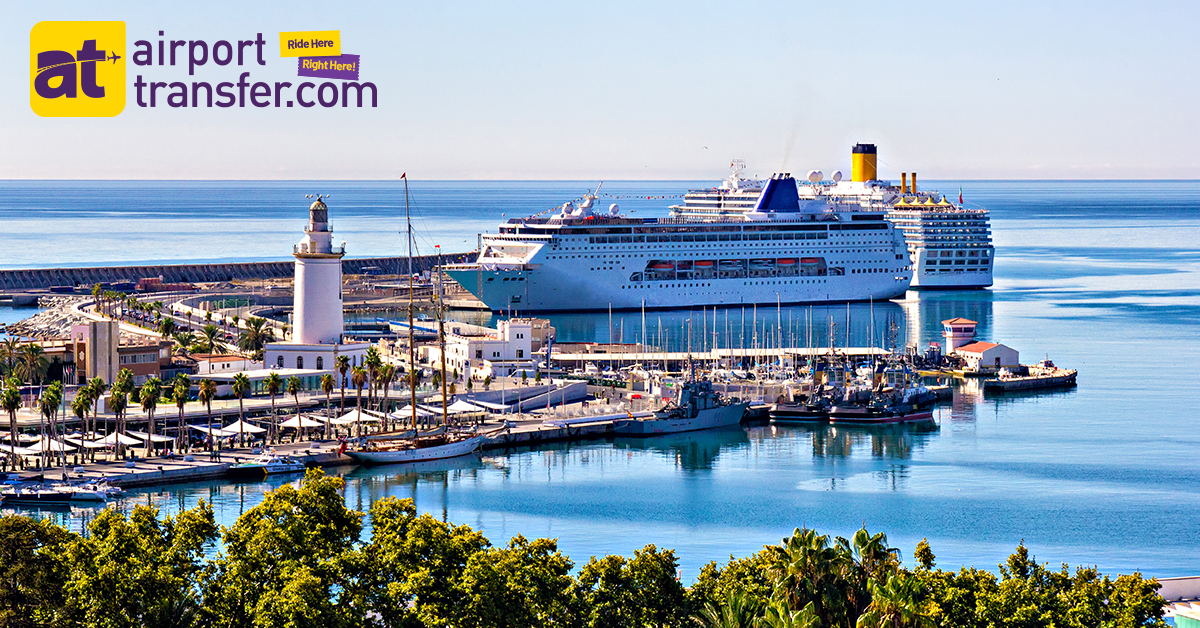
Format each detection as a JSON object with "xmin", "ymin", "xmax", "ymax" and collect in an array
[
  {"xmin": 666, "ymin": 159, "xmax": 763, "ymax": 217},
  {"xmin": 444, "ymin": 176, "xmax": 913, "ymax": 313}
]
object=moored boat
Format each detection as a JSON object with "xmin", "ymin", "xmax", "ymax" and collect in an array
[
  {"xmin": 229, "ymin": 452, "xmax": 307, "ymax": 477},
  {"xmin": 615, "ymin": 380, "xmax": 748, "ymax": 436},
  {"xmin": 346, "ymin": 430, "xmax": 493, "ymax": 465}
]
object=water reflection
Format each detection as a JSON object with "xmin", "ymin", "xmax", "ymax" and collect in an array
[
  {"xmin": 750, "ymin": 422, "xmax": 939, "ymax": 461},
  {"xmin": 612, "ymin": 426, "xmax": 751, "ymax": 471}
]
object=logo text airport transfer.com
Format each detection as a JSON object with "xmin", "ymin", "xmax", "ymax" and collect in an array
[{"xmin": 31, "ymin": 22, "xmax": 377, "ymax": 116}]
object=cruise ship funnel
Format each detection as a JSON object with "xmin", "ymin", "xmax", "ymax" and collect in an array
[{"xmin": 851, "ymin": 143, "xmax": 878, "ymax": 182}]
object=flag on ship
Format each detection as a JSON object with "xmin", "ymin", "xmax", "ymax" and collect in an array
[{"xmin": 958, "ymin": 187, "xmax": 963, "ymax": 205}]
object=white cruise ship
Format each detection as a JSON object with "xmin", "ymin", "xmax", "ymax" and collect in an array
[
  {"xmin": 795, "ymin": 144, "xmax": 993, "ymax": 289},
  {"xmin": 443, "ymin": 175, "xmax": 912, "ymax": 313},
  {"xmin": 674, "ymin": 145, "xmax": 995, "ymax": 289}
]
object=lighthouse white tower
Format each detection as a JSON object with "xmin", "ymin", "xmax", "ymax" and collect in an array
[
  {"xmin": 293, "ymin": 196, "xmax": 344, "ymax": 345},
  {"xmin": 264, "ymin": 195, "xmax": 368, "ymax": 374}
]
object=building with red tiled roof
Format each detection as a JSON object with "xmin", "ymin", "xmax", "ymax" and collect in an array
[{"xmin": 954, "ymin": 341, "xmax": 1018, "ymax": 372}]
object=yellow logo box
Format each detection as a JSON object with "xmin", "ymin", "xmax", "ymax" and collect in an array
[
  {"xmin": 279, "ymin": 31, "xmax": 341, "ymax": 57},
  {"xmin": 30, "ymin": 21, "xmax": 126, "ymax": 117}
]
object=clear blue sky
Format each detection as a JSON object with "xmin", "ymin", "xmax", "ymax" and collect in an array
[{"xmin": 5, "ymin": 0, "xmax": 1198, "ymax": 179}]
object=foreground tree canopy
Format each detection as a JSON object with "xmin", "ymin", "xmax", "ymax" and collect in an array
[{"xmin": 0, "ymin": 470, "xmax": 1167, "ymax": 628}]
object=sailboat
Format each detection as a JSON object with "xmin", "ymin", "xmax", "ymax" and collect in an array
[{"xmin": 346, "ymin": 175, "xmax": 500, "ymax": 465}]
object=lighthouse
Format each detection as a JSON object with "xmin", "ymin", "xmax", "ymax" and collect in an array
[
  {"xmin": 264, "ymin": 195, "xmax": 368, "ymax": 374},
  {"xmin": 293, "ymin": 195, "xmax": 344, "ymax": 345}
]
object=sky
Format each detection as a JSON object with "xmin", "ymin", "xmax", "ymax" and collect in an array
[{"xmin": 4, "ymin": 0, "xmax": 1199, "ymax": 180}]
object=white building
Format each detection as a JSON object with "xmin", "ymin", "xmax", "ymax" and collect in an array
[
  {"xmin": 264, "ymin": 195, "xmax": 369, "ymax": 375},
  {"xmin": 954, "ymin": 341, "xmax": 1019, "ymax": 373},
  {"xmin": 424, "ymin": 318, "xmax": 542, "ymax": 381},
  {"xmin": 193, "ymin": 353, "xmax": 257, "ymax": 375}
]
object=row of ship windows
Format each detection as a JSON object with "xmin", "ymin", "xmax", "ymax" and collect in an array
[
  {"xmin": 586, "ymin": 232, "xmax": 833, "ymax": 244},
  {"xmin": 619, "ymin": 278, "xmax": 832, "ymax": 289},
  {"xmin": 926, "ymin": 259, "xmax": 990, "ymax": 267},
  {"xmin": 928, "ymin": 250, "xmax": 990, "ymax": 258},
  {"xmin": 547, "ymin": 245, "xmax": 892, "ymax": 260}
]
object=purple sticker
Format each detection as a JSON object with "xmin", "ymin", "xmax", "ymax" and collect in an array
[{"xmin": 297, "ymin": 54, "xmax": 360, "ymax": 80}]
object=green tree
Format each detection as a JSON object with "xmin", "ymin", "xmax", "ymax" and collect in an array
[
  {"xmin": 17, "ymin": 343, "xmax": 48, "ymax": 408},
  {"xmin": 855, "ymin": 572, "xmax": 930, "ymax": 628},
  {"xmin": 693, "ymin": 589, "xmax": 763, "ymax": 628},
  {"xmin": 109, "ymin": 391, "xmax": 128, "ymax": 459},
  {"xmin": 575, "ymin": 544, "xmax": 688, "ymax": 628},
  {"xmin": 456, "ymin": 535, "xmax": 578, "ymax": 628},
  {"xmin": 355, "ymin": 496, "xmax": 489, "ymax": 628},
  {"xmin": 2, "ymin": 378, "xmax": 21, "ymax": 453},
  {"xmin": 172, "ymin": 374, "xmax": 191, "ymax": 452},
  {"xmin": 335, "ymin": 354, "xmax": 350, "ymax": 414},
  {"xmin": 320, "ymin": 373, "xmax": 335, "ymax": 440},
  {"xmin": 170, "ymin": 332, "xmax": 196, "ymax": 357},
  {"xmin": 200, "ymin": 324, "xmax": 223, "ymax": 355},
  {"xmin": 237, "ymin": 317, "xmax": 275, "ymax": 355},
  {"xmin": 200, "ymin": 469, "xmax": 365, "ymax": 628},
  {"xmin": 139, "ymin": 377, "xmax": 163, "ymax": 457},
  {"xmin": 0, "ymin": 514, "xmax": 73, "ymax": 627},
  {"xmin": 158, "ymin": 316, "xmax": 177, "ymax": 337},
  {"xmin": 287, "ymin": 376, "xmax": 303, "ymax": 442},
  {"xmin": 365, "ymin": 347, "xmax": 382, "ymax": 410},
  {"xmin": 198, "ymin": 379, "xmax": 217, "ymax": 452},
  {"xmin": 232, "ymin": 373, "xmax": 251, "ymax": 447},
  {"xmin": 64, "ymin": 502, "xmax": 218, "ymax": 628},
  {"xmin": 264, "ymin": 372, "xmax": 282, "ymax": 444},
  {"xmin": 351, "ymin": 366, "xmax": 367, "ymax": 437}
]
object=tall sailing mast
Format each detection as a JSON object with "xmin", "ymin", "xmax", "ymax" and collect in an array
[
  {"xmin": 436, "ymin": 245, "xmax": 448, "ymax": 427},
  {"xmin": 405, "ymin": 174, "xmax": 417, "ymax": 432}
]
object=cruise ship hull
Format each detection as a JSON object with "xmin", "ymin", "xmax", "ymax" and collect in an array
[{"xmin": 445, "ymin": 265, "xmax": 910, "ymax": 312}]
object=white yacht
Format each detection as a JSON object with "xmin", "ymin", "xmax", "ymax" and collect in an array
[{"xmin": 444, "ymin": 175, "xmax": 913, "ymax": 313}]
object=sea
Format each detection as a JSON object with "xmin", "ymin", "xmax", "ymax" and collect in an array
[{"xmin": 2, "ymin": 180, "xmax": 1199, "ymax": 579}]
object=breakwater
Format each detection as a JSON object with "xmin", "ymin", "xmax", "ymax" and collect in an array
[{"xmin": 0, "ymin": 252, "xmax": 473, "ymax": 291}]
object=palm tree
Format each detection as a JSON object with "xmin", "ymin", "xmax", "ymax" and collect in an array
[
  {"xmin": 335, "ymin": 355, "xmax": 350, "ymax": 414},
  {"xmin": 139, "ymin": 377, "xmax": 162, "ymax": 457},
  {"xmin": 200, "ymin": 324, "xmax": 222, "ymax": 355},
  {"xmin": 172, "ymin": 373, "xmax": 190, "ymax": 451},
  {"xmin": 231, "ymin": 372, "xmax": 250, "ymax": 447},
  {"xmin": 377, "ymin": 363, "xmax": 396, "ymax": 419},
  {"xmin": 286, "ymin": 376, "xmax": 302, "ymax": 442},
  {"xmin": 0, "ymin": 338, "xmax": 20, "ymax": 377},
  {"xmin": 320, "ymin": 373, "xmax": 335, "ymax": 440},
  {"xmin": 197, "ymin": 379, "xmax": 217, "ymax": 451},
  {"xmin": 230, "ymin": 314, "xmax": 239, "ymax": 331},
  {"xmin": 364, "ymin": 347, "xmax": 382, "ymax": 411},
  {"xmin": 237, "ymin": 317, "xmax": 275, "ymax": 358},
  {"xmin": 855, "ymin": 573, "xmax": 929, "ymax": 628},
  {"xmin": 2, "ymin": 378, "xmax": 22, "ymax": 453},
  {"xmin": 87, "ymin": 377, "xmax": 107, "ymax": 455},
  {"xmin": 39, "ymin": 381, "xmax": 63, "ymax": 467},
  {"xmin": 17, "ymin": 344, "xmax": 49, "ymax": 409},
  {"xmin": 109, "ymin": 392, "xmax": 128, "ymax": 459},
  {"xmin": 72, "ymin": 391, "xmax": 90, "ymax": 443},
  {"xmin": 351, "ymin": 366, "xmax": 367, "ymax": 438},
  {"xmin": 158, "ymin": 317, "xmax": 177, "ymax": 337},
  {"xmin": 694, "ymin": 590, "xmax": 763, "ymax": 628},
  {"xmin": 264, "ymin": 372, "xmax": 282, "ymax": 444},
  {"xmin": 170, "ymin": 331, "xmax": 196, "ymax": 357}
]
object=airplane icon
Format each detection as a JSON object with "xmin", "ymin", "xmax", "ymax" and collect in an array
[{"xmin": 108, "ymin": 52, "xmax": 120, "ymax": 64}]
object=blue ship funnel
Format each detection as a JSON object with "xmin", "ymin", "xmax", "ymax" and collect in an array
[{"xmin": 754, "ymin": 174, "xmax": 800, "ymax": 212}]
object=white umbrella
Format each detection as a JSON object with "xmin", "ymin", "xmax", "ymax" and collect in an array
[
  {"xmin": 446, "ymin": 399, "xmax": 485, "ymax": 414},
  {"xmin": 30, "ymin": 437, "xmax": 77, "ymax": 452},
  {"xmin": 280, "ymin": 415, "xmax": 325, "ymax": 429},
  {"xmin": 0, "ymin": 443, "xmax": 38, "ymax": 457},
  {"xmin": 189, "ymin": 425, "xmax": 235, "ymax": 438},
  {"xmin": 96, "ymin": 432, "xmax": 145, "ymax": 446},
  {"xmin": 330, "ymin": 409, "xmax": 382, "ymax": 425},
  {"xmin": 221, "ymin": 420, "xmax": 266, "ymax": 434},
  {"xmin": 392, "ymin": 404, "xmax": 436, "ymax": 419},
  {"xmin": 126, "ymin": 430, "xmax": 176, "ymax": 443}
]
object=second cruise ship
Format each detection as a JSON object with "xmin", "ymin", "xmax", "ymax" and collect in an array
[
  {"xmin": 672, "ymin": 145, "xmax": 994, "ymax": 289},
  {"xmin": 444, "ymin": 175, "xmax": 913, "ymax": 313}
]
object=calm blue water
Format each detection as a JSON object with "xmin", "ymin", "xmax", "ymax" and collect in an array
[{"xmin": 4, "ymin": 180, "xmax": 1200, "ymax": 579}]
